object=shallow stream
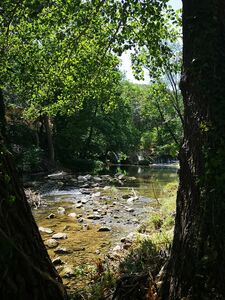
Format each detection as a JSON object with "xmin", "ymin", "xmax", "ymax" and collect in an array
[{"xmin": 32, "ymin": 164, "xmax": 178, "ymax": 289}]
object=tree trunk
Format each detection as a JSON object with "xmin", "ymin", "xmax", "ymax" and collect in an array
[
  {"xmin": 159, "ymin": 1, "xmax": 225, "ymax": 299},
  {"xmin": 0, "ymin": 88, "xmax": 7, "ymax": 140},
  {"xmin": 0, "ymin": 140, "xmax": 67, "ymax": 300},
  {"xmin": 43, "ymin": 114, "xmax": 55, "ymax": 168}
]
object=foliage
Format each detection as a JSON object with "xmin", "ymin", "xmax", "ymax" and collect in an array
[{"xmin": 0, "ymin": 0, "xmax": 182, "ymax": 170}]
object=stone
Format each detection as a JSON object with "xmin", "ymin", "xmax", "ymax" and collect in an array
[
  {"xmin": 52, "ymin": 232, "xmax": 68, "ymax": 240},
  {"xmin": 122, "ymin": 194, "xmax": 131, "ymax": 199},
  {"xmin": 47, "ymin": 171, "xmax": 67, "ymax": 179},
  {"xmin": 98, "ymin": 226, "xmax": 111, "ymax": 232},
  {"xmin": 46, "ymin": 213, "xmax": 55, "ymax": 219},
  {"xmin": 84, "ymin": 174, "xmax": 92, "ymax": 180},
  {"xmin": 126, "ymin": 207, "xmax": 135, "ymax": 213},
  {"xmin": 73, "ymin": 247, "xmax": 85, "ymax": 251},
  {"xmin": 123, "ymin": 243, "xmax": 132, "ymax": 250},
  {"xmin": 82, "ymin": 224, "xmax": 90, "ymax": 230},
  {"xmin": 54, "ymin": 247, "xmax": 71, "ymax": 254},
  {"xmin": 127, "ymin": 197, "xmax": 135, "ymax": 204},
  {"xmin": 127, "ymin": 176, "xmax": 136, "ymax": 181},
  {"xmin": 91, "ymin": 192, "xmax": 101, "ymax": 198},
  {"xmin": 81, "ymin": 189, "xmax": 91, "ymax": 194},
  {"xmin": 52, "ymin": 257, "xmax": 64, "ymax": 266},
  {"xmin": 68, "ymin": 212, "xmax": 77, "ymax": 218},
  {"xmin": 103, "ymin": 185, "xmax": 111, "ymax": 190},
  {"xmin": 112, "ymin": 245, "xmax": 121, "ymax": 252},
  {"xmin": 57, "ymin": 207, "xmax": 65, "ymax": 214},
  {"xmin": 91, "ymin": 183, "xmax": 99, "ymax": 187},
  {"xmin": 77, "ymin": 217, "xmax": 84, "ymax": 223},
  {"xmin": 76, "ymin": 203, "xmax": 83, "ymax": 208},
  {"xmin": 45, "ymin": 238, "xmax": 59, "ymax": 248},
  {"xmin": 63, "ymin": 225, "xmax": 70, "ymax": 231},
  {"xmin": 77, "ymin": 175, "xmax": 87, "ymax": 182},
  {"xmin": 60, "ymin": 266, "xmax": 75, "ymax": 278},
  {"xmin": 39, "ymin": 227, "xmax": 54, "ymax": 234},
  {"xmin": 87, "ymin": 214, "xmax": 102, "ymax": 220},
  {"xmin": 81, "ymin": 198, "xmax": 89, "ymax": 204},
  {"xmin": 81, "ymin": 183, "xmax": 89, "ymax": 188},
  {"xmin": 93, "ymin": 176, "xmax": 102, "ymax": 182},
  {"xmin": 118, "ymin": 174, "xmax": 125, "ymax": 180}
]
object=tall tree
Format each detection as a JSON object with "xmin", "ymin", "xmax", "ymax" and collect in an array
[
  {"xmin": 0, "ymin": 141, "xmax": 67, "ymax": 300},
  {"xmin": 159, "ymin": 1, "xmax": 225, "ymax": 299}
]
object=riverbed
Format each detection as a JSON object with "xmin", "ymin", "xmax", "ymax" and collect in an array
[{"xmin": 31, "ymin": 164, "xmax": 178, "ymax": 290}]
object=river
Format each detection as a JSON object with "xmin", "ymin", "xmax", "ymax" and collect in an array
[{"xmin": 32, "ymin": 164, "xmax": 178, "ymax": 290}]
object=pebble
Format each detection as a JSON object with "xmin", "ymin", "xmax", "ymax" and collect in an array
[
  {"xmin": 39, "ymin": 227, "xmax": 54, "ymax": 234},
  {"xmin": 98, "ymin": 226, "xmax": 111, "ymax": 232},
  {"xmin": 112, "ymin": 245, "xmax": 121, "ymax": 252},
  {"xmin": 46, "ymin": 213, "xmax": 55, "ymax": 219},
  {"xmin": 52, "ymin": 232, "xmax": 68, "ymax": 240},
  {"xmin": 57, "ymin": 207, "xmax": 65, "ymax": 214},
  {"xmin": 87, "ymin": 214, "xmax": 102, "ymax": 220},
  {"xmin": 52, "ymin": 257, "xmax": 64, "ymax": 266},
  {"xmin": 126, "ymin": 207, "xmax": 135, "ymax": 213},
  {"xmin": 82, "ymin": 224, "xmax": 90, "ymax": 230},
  {"xmin": 68, "ymin": 212, "xmax": 77, "ymax": 218},
  {"xmin": 60, "ymin": 266, "xmax": 75, "ymax": 278},
  {"xmin": 45, "ymin": 238, "xmax": 59, "ymax": 248},
  {"xmin": 77, "ymin": 217, "xmax": 84, "ymax": 223},
  {"xmin": 91, "ymin": 192, "xmax": 101, "ymax": 198},
  {"xmin": 54, "ymin": 247, "xmax": 71, "ymax": 254}
]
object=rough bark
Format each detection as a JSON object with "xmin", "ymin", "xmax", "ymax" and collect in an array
[
  {"xmin": 0, "ymin": 88, "xmax": 7, "ymax": 140},
  {"xmin": 0, "ymin": 140, "xmax": 67, "ymax": 300},
  {"xmin": 159, "ymin": 1, "xmax": 225, "ymax": 299}
]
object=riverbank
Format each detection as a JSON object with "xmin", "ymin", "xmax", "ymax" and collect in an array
[{"xmin": 28, "ymin": 165, "xmax": 178, "ymax": 299}]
